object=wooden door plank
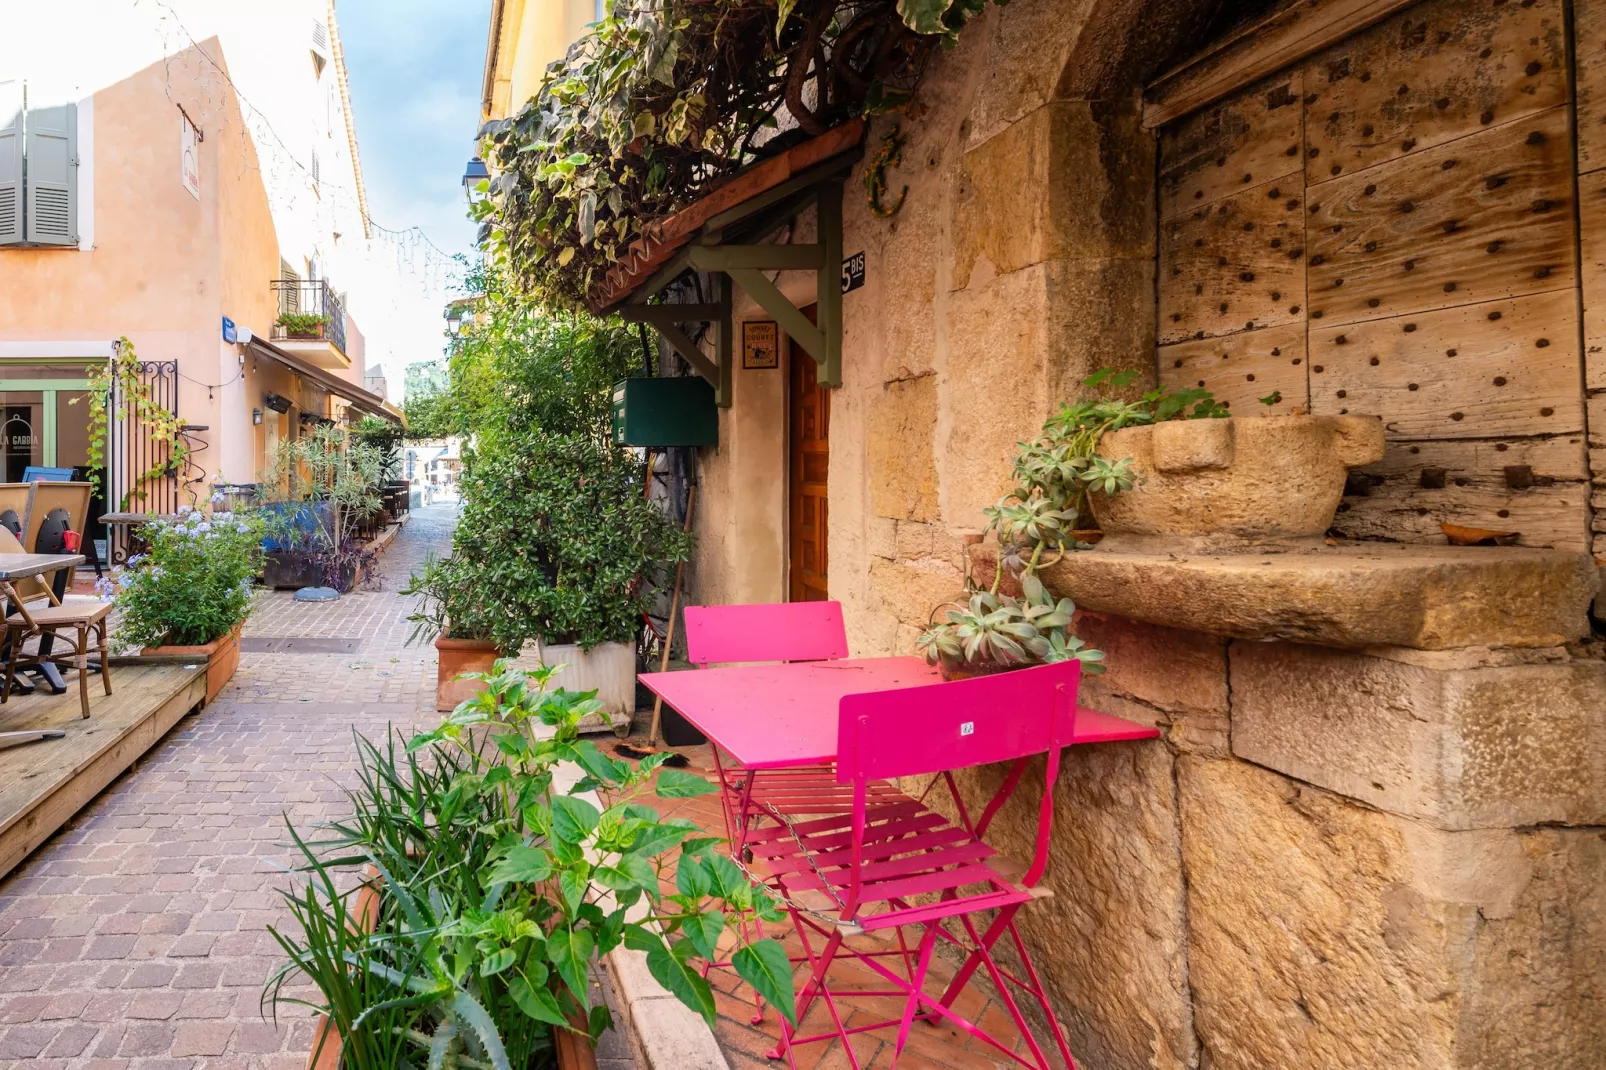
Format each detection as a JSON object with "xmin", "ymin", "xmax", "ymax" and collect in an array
[
  {"xmin": 1160, "ymin": 180, "xmax": 1309, "ymax": 344},
  {"xmin": 1303, "ymin": 0, "xmax": 1566, "ymax": 186},
  {"xmin": 1575, "ymin": 0, "xmax": 1606, "ymax": 173},
  {"xmin": 1159, "ymin": 321, "xmax": 1310, "ymax": 414},
  {"xmin": 1334, "ymin": 477, "xmax": 1591, "ymax": 549},
  {"xmin": 1308, "ymin": 288, "xmax": 1584, "ymax": 438},
  {"xmin": 1305, "ymin": 106, "xmax": 1576, "ymax": 327},
  {"xmin": 1160, "ymin": 70, "xmax": 1304, "ymax": 220},
  {"xmin": 1144, "ymin": 0, "xmax": 1425, "ymax": 128},
  {"xmin": 1576, "ymin": 168, "xmax": 1606, "ymax": 391}
]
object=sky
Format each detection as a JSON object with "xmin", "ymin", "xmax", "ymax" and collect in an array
[{"xmin": 337, "ymin": 0, "xmax": 490, "ymax": 267}]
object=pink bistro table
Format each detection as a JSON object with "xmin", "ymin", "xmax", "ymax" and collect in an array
[{"xmin": 636, "ymin": 655, "xmax": 1161, "ymax": 771}]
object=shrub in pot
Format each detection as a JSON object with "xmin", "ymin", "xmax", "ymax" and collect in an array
[
  {"xmin": 266, "ymin": 661, "xmax": 796, "ymax": 1070},
  {"xmin": 103, "ymin": 499, "xmax": 264, "ymax": 703},
  {"xmin": 402, "ymin": 552, "xmax": 502, "ymax": 710},
  {"xmin": 257, "ymin": 425, "xmax": 384, "ymax": 593}
]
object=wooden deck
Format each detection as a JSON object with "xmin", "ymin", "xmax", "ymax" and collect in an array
[{"xmin": 0, "ymin": 661, "xmax": 207, "ymax": 882}]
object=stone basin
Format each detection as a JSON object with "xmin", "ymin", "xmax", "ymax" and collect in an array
[{"xmin": 1089, "ymin": 414, "xmax": 1385, "ymax": 552}]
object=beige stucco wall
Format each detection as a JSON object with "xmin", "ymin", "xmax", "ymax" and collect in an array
[{"xmin": 484, "ymin": 0, "xmax": 601, "ymax": 121}]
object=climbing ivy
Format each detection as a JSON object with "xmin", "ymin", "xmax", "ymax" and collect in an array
[
  {"xmin": 74, "ymin": 337, "xmax": 189, "ymax": 509},
  {"xmin": 477, "ymin": 0, "xmax": 996, "ymax": 309}
]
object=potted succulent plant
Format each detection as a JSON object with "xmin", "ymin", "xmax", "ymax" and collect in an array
[
  {"xmin": 918, "ymin": 573, "xmax": 1105, "ymax": 681},
  {"xmin": 105, "ymin": 498, "xmax": 263, "ymax": 705}
]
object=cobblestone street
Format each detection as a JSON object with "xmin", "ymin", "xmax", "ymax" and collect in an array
[{"xmin": 0, "ymin": 506, "xmax": 457, "ymax": 1068}]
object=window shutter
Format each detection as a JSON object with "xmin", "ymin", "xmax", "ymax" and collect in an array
[
  {"xmin": 24, "ymin": 101, "xmax": 76, "ymax": 246},
  {"xmin": 0, "ymin": 82, "xmax": 21, "ymax": 246}
]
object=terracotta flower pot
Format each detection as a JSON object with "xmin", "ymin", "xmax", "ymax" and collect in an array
[
  {"xmin": 435, "ymin": 636, "xmax": 500, "ymax": 711},
  {"xmin": 142, "ymin": 623, "xmax": 241, "ymax": 706},
  {"xmin": 1089, "ymin": 414, "xmax": 1385, "ymax": 553}
]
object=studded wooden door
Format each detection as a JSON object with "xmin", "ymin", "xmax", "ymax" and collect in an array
[
  {"xmin": 789, "ymin": 307, "xmax": 830, "ymax": 602},
  {"xmin": 1157, "ymin": 0, "xmax": 1596, "ymax": 552}
]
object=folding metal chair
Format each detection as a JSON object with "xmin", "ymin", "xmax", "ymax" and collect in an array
[
  {"xmin": 748, "ymin": 661, "xmax": 1134, "ymax": 1070},
  {"xmin": 681, "ymin": 602, "xmax": 903, "ymax": 852}
]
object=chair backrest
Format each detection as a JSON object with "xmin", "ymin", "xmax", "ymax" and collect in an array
[
  {"xmin": 683, "ymin": 601, "xmax": 849, "ymax": 667},
  {"xmin": 0, "ymin": 483, "xmax": 29, "ymax": 537},
  {"xmin": 837, "ymin": 661, "xmax": 1081, "ymax": 784},
  {"xmin": 838, "ymin": 660, "xmax": 1082, "ymax": 890},
  {"xmin": 23, "ymin": 481, "xmax": 91, "ymax": 553}
]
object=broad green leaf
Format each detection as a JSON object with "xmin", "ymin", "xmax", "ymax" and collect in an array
[
  {"xmin": 594, "ymin": 853, "xmax": 656, "ymax": 893},
  {"xmin": 552, "ymin": 795, "xmax": 601, "ymax": 843},
  {"xmin": 625, "ymin": 819, "xmax": 694, "ymax": 858},
  {"xmin": 646, "ymin": 938, "xmax": 716, "ymax": 1027},
  {"xmin": 481, "ymin": 948, "xmax": 516, "ymax": 976},
  {"xmin": 675, "ymin": 855, "xmax": 712, "ymax": 899},
  {"xmin": 559, "ymin": 867, "xmax": 590, "ymax": 914},
  {"xmin": 549, "ymin": 924, "xmax": 596, "ymax": 1004},
  {"xmin": 733, "ymin": 940, "xmax": 797, "ymax": 1026},
  {"xmin": 897, "ymin": 0, "xmax": 952, "ymax": 35},
  {"xmin": 681, "ymin": 909, "xmax": 724, "ymax": 960},
  {"xmin": 622, "ymin": 922, "xmax": 661, "ymax": 954},
  {"xmin": 655, "ymin": 768, "xmax": 717, "ymax": 798},
  {"xmin": 588, "ymin": 1002, "xmax": 613, "ymax": 1040},
  {"xmin": 488, "ymin": 845, "xmax": 553, "ymax": 886},
  {"xmin": 510, "ymin": 976, "xmax": 569, "ymax": 1027},
  {"xmin": 572, "ymin": 740, "xmax": 626, "ymax": 785},
  {"xmin": 705, "ymin": 852, "xmax": 749, "ymax": 900}
]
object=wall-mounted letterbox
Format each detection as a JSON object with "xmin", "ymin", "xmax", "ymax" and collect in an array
[{"xmin": 611, "ymin": 377, "xmax": 718, "ymax": 447}]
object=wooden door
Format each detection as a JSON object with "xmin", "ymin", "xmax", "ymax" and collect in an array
[
  {"xmin": 1155, "ymin": 0, "xmax": 1591, "ymax": 552},
  {"xmin": 789, "ymin": 308, "xmax": 830, "ymax": 601}
]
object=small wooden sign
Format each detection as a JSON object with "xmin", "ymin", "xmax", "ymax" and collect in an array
[{"xmin": 742, "ymin": 320, "xmax": 779, "ymax": 369}]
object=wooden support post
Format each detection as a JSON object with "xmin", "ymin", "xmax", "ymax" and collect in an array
[
  {"xmin": 714, "ymin": 272, "xmax": 732, "ymax": 408},
  {"xmin": 816, "ymin": 179, "xmax": 843, "ymax": 387},
  {"xmin": 649, "ymin": 483, "xmax": 697, "ymax": 748}
]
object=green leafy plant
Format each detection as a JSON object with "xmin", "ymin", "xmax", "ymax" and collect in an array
[
  {"xmin": 478, "ymin": 0, "xmax": 1000, "ymax": 309},
  {"xmin": 276, "ymin": 311, "xmax": 329, "ymax": 337},
  {"xmin": 266, "ymin": 662, "xmax": 795, "ymax": 1069},
  {"xmin": 101, "ymin": 503, "xmax": 263, "ymax": 648},
  {"xmin": 401, "ymin": 551, "xmax": 497, "ymax": 645},
  {"xmin": 73, "ymin": 336, "xmax": 189, "ymax": 506},
  {"xmin": 916, "ymin": 574, "xmax": 1105, "ymax": 678},
  {"xmin": 258, "ymin": 424, "xmax": 385, "ymax": 591}
]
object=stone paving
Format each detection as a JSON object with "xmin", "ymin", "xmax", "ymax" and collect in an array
[{"xmin": 0, "ymin": 504, "xmax": 638, "ymax": 1070}]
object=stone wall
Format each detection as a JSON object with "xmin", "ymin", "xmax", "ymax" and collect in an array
[{"xmin": 680, "ymin": 0, "xmax": 1606, "ymax": 1064}]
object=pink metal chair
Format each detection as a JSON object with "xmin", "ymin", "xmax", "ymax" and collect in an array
[
  {"xmin": 683, "ymin": 602, "xmax": 903, "ymax": 848},
  {"xmin": 746, "ymin": 661, "xmax": 1155, "ymax": 1070}
]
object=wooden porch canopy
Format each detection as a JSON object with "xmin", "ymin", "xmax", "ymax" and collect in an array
[
  {"xmin": 246, "ymin": 338, "xmax": 404, "ymax": 426},
  {"xmin": 588, "ymin": 120, "xmax": 865, "ymax": 407}
]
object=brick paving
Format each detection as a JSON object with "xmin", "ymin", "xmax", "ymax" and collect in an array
[
  {"xmin": 623, "ymin": 739, "xmax": 1032, "ymax": 1070},
  {"xmin": 0, "ymin": 505, "xmax": 639, "ymax": 1070}
]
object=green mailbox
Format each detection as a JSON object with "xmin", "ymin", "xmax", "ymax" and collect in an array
[{"xmin": 610, "ymin": 377, "xmax": 719, "ymax": 447}]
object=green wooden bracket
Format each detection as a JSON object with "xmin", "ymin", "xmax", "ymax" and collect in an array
[
  {"xmin": 816, "ymin": 180, "xmax": 843, "ymax": 387},
  {"xmin": 618, "ymin": 293, "xmax": 734, "ymax": 407},
  {"xmin": 727, "ymin": 268, "xmax": 827, "ymax": 363},
  {"xmin": 687, "ymin": 244, "xmax": 824, "ymax": 271}
]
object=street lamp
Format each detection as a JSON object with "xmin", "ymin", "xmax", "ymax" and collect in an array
[
  {"xmin": 445, "ymin": 306, "xmax": 464, "ymax": 335},
  {"xmin": 462, "ymin": 157, "xmax": 489, "ymax": 203}
]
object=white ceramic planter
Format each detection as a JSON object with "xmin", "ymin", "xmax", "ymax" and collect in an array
[{"xmin": 513, "ymin": 640, "xmax": 635, "ymax": 733}]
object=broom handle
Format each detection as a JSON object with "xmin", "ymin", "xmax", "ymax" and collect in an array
[{"xmin": 649, "ymin": 482, "xmax": 697, "ymax": 747}]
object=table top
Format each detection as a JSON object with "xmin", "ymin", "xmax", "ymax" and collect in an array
[
  {"xmin": 638, "ymin": 656, "xmax": 1159, "ymax": 769},
  {"xmin": 0, "ymin": 554, "xmax": 84, "ymax": 581},
  {"xmin": 99, "ymin": 513, "xmax": 155, "ymax": 525}
]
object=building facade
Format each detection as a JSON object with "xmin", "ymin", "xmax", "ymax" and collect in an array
[{"xmin": 0, "ymin": 0, "xmax": 397, "ymax": 526}]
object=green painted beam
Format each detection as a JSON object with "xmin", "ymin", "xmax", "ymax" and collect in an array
[
  {"xmin": 714, "ymin": 272, "xmax": 732, "ymax": 408},
  {"xmin": 688, "ymin": 244, "xmax": 825, "ymax": 271},
  {"xmin": 727, "ymin": 267, "xmax": 827, "ymax": 363},
  {"xmin": 815, "ymin": 180, "xmax": 843, "ymax": 388},
  {"xmin": 618, "ymin": 303, "xmax": 724, "ymax": 323}
]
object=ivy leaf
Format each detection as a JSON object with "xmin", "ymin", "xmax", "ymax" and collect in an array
[
  {"xmin": 551, "ymin": 795, "xmax": 601, "ymax": 844},
  {"xmin": 488, "ymin": 845, "xmax": 553, "ymax": 886},
  {"xmin": 897, "ymin": 0, "xmax": 953, "ymax": 35},
  {"xmin": 733, "ymin": 940, "xmax": 797, "ymax": 1026},
  {"xmin": 775, "ymin": 0, "xmax": 799, "ymax": 39},
  {"xmin": 646, "ymin": 938, "xmax": 716, "ymax": 1027},
  {"xmin": 510, "ymin": 976, "xmax": 569, "ymax": 1027},
  {"xmin": 655, "ymin": 768, "xmax": 716, "ymax": 798}
]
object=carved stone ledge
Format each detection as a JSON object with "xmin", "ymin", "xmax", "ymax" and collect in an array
[{"xmin": 975, "ymin": 543, "xmax": 1600, "ymax": 651}]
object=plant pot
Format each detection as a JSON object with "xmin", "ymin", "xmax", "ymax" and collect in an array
[
  {"xmin": 937, "ymin": 654, "xmax": 1025, "ymax": 682},
  {"xmin": 659, "ymin": 704, "xmax": 707, "ymax": 746},
  {"xmin": 530, "ymin": 640, "xmax": 635, "ymax": 730},
  {"xmin": 1089, "ymin": 414, "xmax": 1385, "ymax": 553},
  {"xmin": 142, "ymin": 623, "xmax": 241, "ymax": 706},
  {"xmin": 436, "ymin": 636, "xmax": 500, "ymax": 711}
]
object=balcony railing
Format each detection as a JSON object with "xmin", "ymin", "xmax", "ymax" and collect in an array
[{"xmin": 270, "ymin": 279, "xmax": 347, "ymax": 355}]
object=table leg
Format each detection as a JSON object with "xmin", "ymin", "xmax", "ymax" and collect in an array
[{"xmin": 30, "ymin": 570, "xmax": 68, "ymax": 694}]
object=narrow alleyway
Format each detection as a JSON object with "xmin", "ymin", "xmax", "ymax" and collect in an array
[{"xmin": 0, "ymin": 506, "xmax": 453, "ymax": 1067}]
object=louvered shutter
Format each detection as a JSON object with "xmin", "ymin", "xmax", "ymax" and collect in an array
[
  {"xmin": 0, "ymin": 82, "xmax": 21, "ymax": 246},
  {"xmin": 24, "ymin": 101, "xmax": 76, "ymax": 246}
]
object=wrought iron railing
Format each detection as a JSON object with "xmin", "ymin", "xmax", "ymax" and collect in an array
[{"xmin": 270, "ymin": 279, "xmax": 347, "ymax": 355}]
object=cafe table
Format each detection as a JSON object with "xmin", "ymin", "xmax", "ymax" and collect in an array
[
  {"xmin": 637, "ymin": 656, "xmax": 1160, "ymax": 848},
  {"xmin": 0, "ymin": 553, "xmax": 87, "ymax": 701}
]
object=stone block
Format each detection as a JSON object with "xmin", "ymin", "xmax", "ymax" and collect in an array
[
  {"xmin": 867, "ymin": 515, "xmax": 896, "ymax": 561},
  {"xmin": 1074, "ymin": 613, "xmax": 1230, "ymax": 756},
  {"xmin": 1180, "ymin": 757, "xmax": 1606, "ymax": 1070},
  {"xmin": 1038, "ymin": 543, "xmax": 1598, "ymax": 650},
  {"xmin": 894, "ymin": 520, "xmax": 936, "ymax": 560},
  {"xmin": 868, "ymin": 557, "xmax": 966, "ymax": 629},
  {"xmin": 954, "ymin": 101, "xmax": 1154, "ymax": 289},
  {"xmin": 951, "ymin": 736, "xmax": 1193, "ymax": 1070},
  {"xmin": 867, "ymin": 374, "xmax": 939, "ymax": 522},
  {"xmin": 1231, "ymin": 642, "xmax": 1606, "ymax": 829}
]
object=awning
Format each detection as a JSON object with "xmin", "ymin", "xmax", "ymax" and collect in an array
[{"xmin": 247, "ymin": 338, "xmax": 404, "ymax": 426}]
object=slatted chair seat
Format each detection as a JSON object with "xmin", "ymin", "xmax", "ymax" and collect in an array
[{"xmin": 6, "ymin": 602, "xmax": 111, "ymax": 627}]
